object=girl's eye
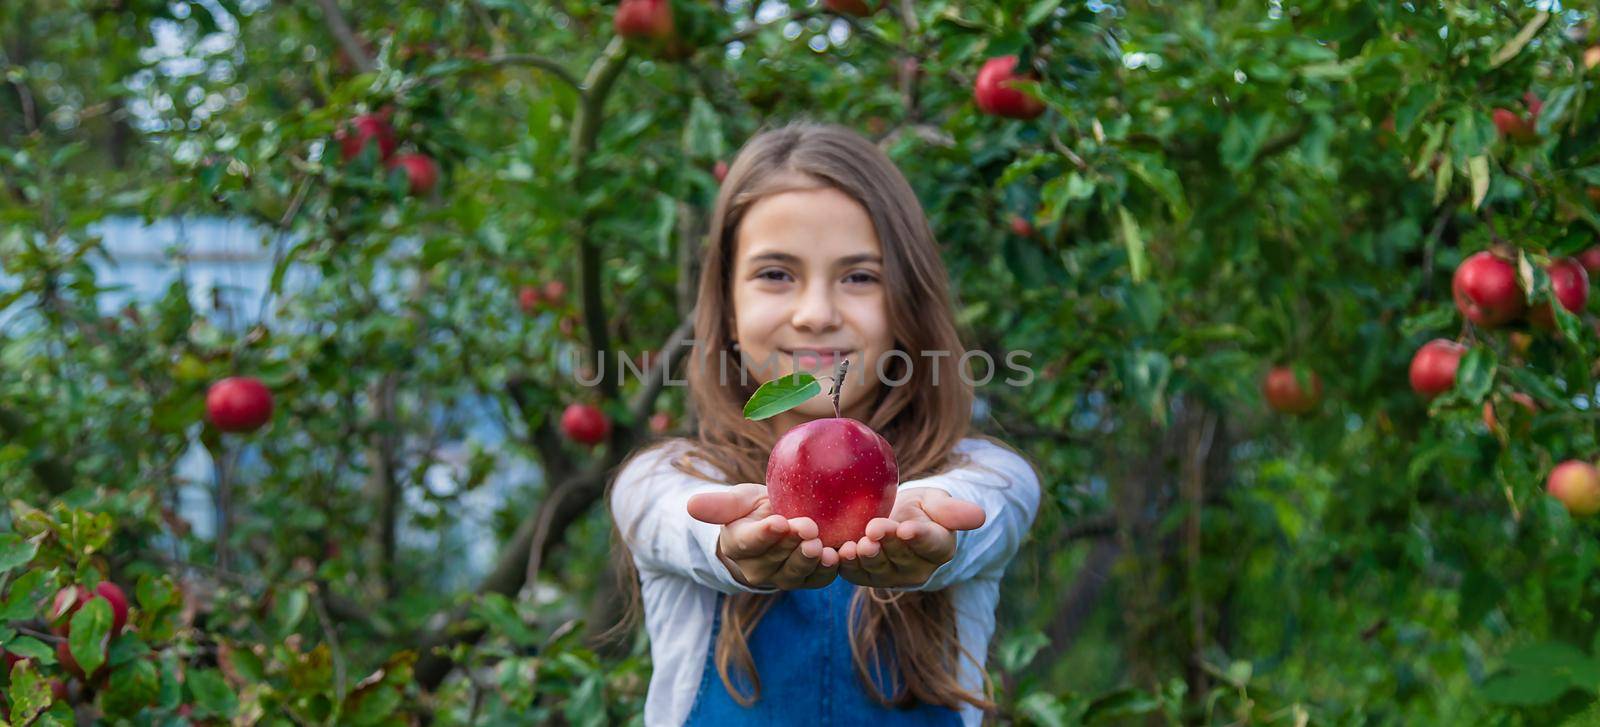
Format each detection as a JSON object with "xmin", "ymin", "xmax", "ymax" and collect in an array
[
  {"xmin": 844, "ymin": 271, "xmax": 879, "ymax": 284},
  {"xmin": 756, "ymin": 269, "xmax": 793, "ymax": 282}
]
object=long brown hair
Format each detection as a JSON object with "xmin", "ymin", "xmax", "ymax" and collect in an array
[{"xmin": 610, "ymin": 121, "xmax": 993, "ymax": 712}]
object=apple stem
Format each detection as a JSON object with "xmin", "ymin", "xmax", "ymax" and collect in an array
[{"xmin": 829, "ymin": 360, "xmax": 849, "ymax": 418}]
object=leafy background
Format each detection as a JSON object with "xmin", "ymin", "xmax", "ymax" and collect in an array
[{"xmin": 4, "ymin": 0, "xmax": 1600, "ymax": 724}]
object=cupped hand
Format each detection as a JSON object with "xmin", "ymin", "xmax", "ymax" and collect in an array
[
  {"xmin": 837, "ymin": 488, "xmax": 985, "ymax": 589},
  {"xmin": 687, "ymin": 483, "xmax": 839, "ymax": 590}
]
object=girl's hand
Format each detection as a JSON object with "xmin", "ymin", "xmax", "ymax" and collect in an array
[
  {"xmin": 687, "ymin": 483, "xmax": 840, "ymax": 590},
  {"xmin": 836, "ymin": 488, "xmax": 986, "ymax": 589}
]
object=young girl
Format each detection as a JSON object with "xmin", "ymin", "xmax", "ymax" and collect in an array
[{"xmin": 610, "ymin": 122, "xmax": 1040, "ymax": 725}]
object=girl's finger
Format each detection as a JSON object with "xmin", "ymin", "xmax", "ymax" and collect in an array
[
  {"xmin": 688, "ymin": 483, "xmax": 767, "ymax": 525},
  {"xmin": 919, "ymin": 494, "xmax": 986, "ymax": 532},
  {"xmin": 787, "ymin": 517, "xmax": 820, "ymax": 541},
  {"xmin": 771, "ymin": 538, "xmax": 824, "ymax": 586},
  {"xmin": 722, "ymin": 515, "xmax": 789, "ymax": 559},
  {"xmin": 820, "ymin": 546, "xmax": 840, "ymax": 568},
  {"xmin": 837, "ymin": 540, "xmax": 858, "ymax": 560},
  {"xmin": 856, "ymin": 536, "xmax": 883, "ymax": 560},
  {"xmin": 864, "ymin": 517, "xmax": 899, "ymax": 541},
  {"xmin": 801, "ymin": 538, "xmax": 823, "ymax": 559}
]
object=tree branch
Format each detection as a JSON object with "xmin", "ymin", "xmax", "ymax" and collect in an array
[
  {"xmin": 314, "ymin": 0, "xmax": 375, "ymax": 74},
  {"xmin": 474, "ymin": 54, "xmax": 582, "ymax": 93}
]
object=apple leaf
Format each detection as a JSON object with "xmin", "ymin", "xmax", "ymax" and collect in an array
[
  {"xmin": 743, "ymin": 373, "xmax": 821, "ymax": 421},
  {"xmin": 1454, "ymin": 346, "xmax": 1495, "ymax": 403},
  {"xmin": 68, "ymin": 597, "xmax": 112, "ymax": 678},
  {"xmin": 102, "ymin": 657, "xmax": 160, "ymax": 717},
  {"xmin": 3, "ymin": 635, "xmax": 53, "ymax": 662},
  {"xmin": 0, "ymin": 533, "xmax": 38, "ymax": 574},
  {"xmin": 1481, "ymin": 669, "xmax": 1570, "ymax": 706},
  {"xmin": 188, "ymin": 668, "xmax": 237, "ymax": 718},
  {"xmin": 1469, "ymin": 155, "xmax": 1489, "ymax": 210},
  {"xmin": 7, "ymin": 658, "xmax": 51, "ymax": 725},
  {"xmin": 1117, "ymin": 206, "xmax": 1147, "ymax": 283}
]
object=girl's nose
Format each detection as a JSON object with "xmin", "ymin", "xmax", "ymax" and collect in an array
[{"xmin": 791, "ymin": 280, "xmax": 841, "ymax": 332}]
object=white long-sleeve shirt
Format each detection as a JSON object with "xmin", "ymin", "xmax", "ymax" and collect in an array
[{"xmin": 610, "ymin": 436, "xmax": 1042, "ymax": 726}]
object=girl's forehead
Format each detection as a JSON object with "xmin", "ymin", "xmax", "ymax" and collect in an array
[{"xmin": 735, "ymin": 188, "xmax": 881, "ymax": 261}]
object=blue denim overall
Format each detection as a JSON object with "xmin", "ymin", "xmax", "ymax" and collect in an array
[{"xmin": 683, "ymin": 577, "xmax": 963, "ymax": 725}]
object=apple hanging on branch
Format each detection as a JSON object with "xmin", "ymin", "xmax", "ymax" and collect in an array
[{"xmin": 744, "ymin": 361, "xmax": 897, "ymax": 549}]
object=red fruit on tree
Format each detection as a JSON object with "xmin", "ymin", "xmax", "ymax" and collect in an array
[
  {"xmin": 1530, "ymin": 257, "xmax": 1589, "ymax": 328},
  {"xmin": 649, "ymin": 411, "xmax": 672, "ymax": 434},
  {"xmin": 1262, "ymin": 366, "xmax": 1323, "ymax": 415},
  {"xmin": 3, "ymin": 648, "xmax": 20, "ymax": 672},
  {"xmin": 1409, "ymin": 339, "xmax": 1466, "ymax": 399},
  {"xmin": 518, "ymin": 286, "xmax": 542, "ymax": 315},
  {"xmin": 1452, "ymin": 251, "xmax": 1524, "ymax": 328},
  {"xmin": 388, "ymin": 153, "xmax": 439, "ymax": 196},
  {"xmin": 50, "ymin": 583, "xmax": 129, "ymax": 637},
  {"xmin": 766, "ymin": 417, "xmax": 899, "ymax": 549},
  {"xmin": 542, "ymin": 280, "xmax": 567, "ymax": 304},
  {"xmin": 1548, "ymin": 460, "xmax": 1600, "ymax": 517},
  {"xmin": 713, "ymin": 160, "xmax": 729, "ymax": 184},
  {"xmin": 973, "ymin": 56, "xmax": 1045, "ymax": 120},
  {"xmin": 337, "ymin": 114, "xmax": 397, "ymax": 162},
  {"xmin": 206, "ymin": 377, "xmax": 274, "ymax": 433},
  {"xmin": 1009, "ymin": 215, "xmax": 1035, "ymax": 238},
  {"xmin": 561, "ymin": 403, "xmax": 611, "ymax": 446},
  {"xmin": 1577, "ymin": 247, "xmax": 1600, "ymax": 276},
  {"xmin": 50, "ymin": 679, "xmax": 68, "ymax": 702},
  {"xmin": 823, "ymin": 0, "xmax": 875, "ymax": 15},
  {"xmin": 1492, "ymin": 107, "xmax": 1536, "ymax": 143},
  {"xmin": 613, "ymin": 0, "xmax": 674, "ymax": 41}
]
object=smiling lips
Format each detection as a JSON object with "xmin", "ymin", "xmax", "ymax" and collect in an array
[{"xmin": 783, "ymin": 348, "xmax": 852, "ymax": 369}]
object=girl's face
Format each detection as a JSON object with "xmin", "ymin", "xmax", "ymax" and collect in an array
[{"xmin": 731, "ymin": 182, "xmax": 894, "ymax": 429}]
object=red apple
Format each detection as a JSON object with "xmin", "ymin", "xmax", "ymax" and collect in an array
[
  {"xmin": 1548, "ymin": 460, "xmax": 1600, "ymax": 517},
  {"xmin": 1409, "ymin": 339, "xmax": 1466, "ymax": 399},
  {"xmin": 1262, "ymin": 366, "xmax": 1322, "ymax": 415},
  {"xmin": 973, "ymin": 56, "xmax": 1045, "ymax": 120},
  {"xmin": 1530, "ymin": 257, "xmax": 1589, "ymax": 328},
  {"xmin": 3, "ymin": 648, "xmax": 20, "ymax": 673},
  {"xmin": 1452, "ymin": 251, "xmax": 1524, "ymax": 327},
  {"xmin": 1492, "ymin": 107, "xmax": 1536, "ymax": 143},
  {"xmin": 649, "ymin": 411, "xmax": 672, "ymax": 434},
  {"xmin": 542, "ymin": 280, "xmax": 567, "ymax": 305},
  {"xmin": 713, "ymin": 160, "xmax": 729, "ymax": 184},
  {"xmin": 824, "ymin": 0, "xmax": 875, "ymax": 15},
  {"xmin": 614, "ymin": 0, "xmax": 673, "ymax": 41},
  {"xmin": 518, "ymin": 286, "xmax": 542, "ymax": 314},
  {"xmin": 50, "ymin": 679, "xmax": 67, "ymax": 702},
  {"xmin": 205, "ymin": 377, "xmax": 274, "ymax": 433},
  {"xmin": 561, "ymin": 403, "xmax": 610, "ymax": 446},
  {"xmin": 388, "ymin": 153, "xmax": 439, "ymax": 196},
  {"xmin": 1578, "ymin": 247, "xmax": 1600, "ymax": 275},
  {"xmin": 1009, "ymin": 215, "xmax": 1035, "ymax": 238},
  {"xmin": 50, "ymin": 583, "xmax": 129, "ymax": 637},
  {"xmin": 766, "ymin": 418, "xmax": 898, "ymax": 549},
  {"xmin": 337, "ymin": 114, "xmax": 396, "ymax": 162}
]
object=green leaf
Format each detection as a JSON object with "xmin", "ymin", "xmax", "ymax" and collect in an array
[
  {"xmin": 997, "ymin": 630, "xmax": 1051, "ymax": 673},
  {"xmin": 683, "ymin": 97, "xmax": 726, "ymax": 162},
  {"xmin": 1220, "ymin": 112, "xmax": 1275, "ymax": 171},
  {"xmin": 188, "ymin": 668, "xmax": 237, "ymax": 717},
  {"xmin": 472, "ymin": 593, "xmax": 539, "ymax": 647},
  {"xmin": 1505, "ymin": 641, "xmax": 1592, "ymax": 671},
  {"xmin": 67, "ymin": 597, "xmax": 111, "ymax": 678},
  {"xmin": 1482, "ymin": 669, "xmax": 1570, "ymax": 706},
  {"xmin": 1117, "ymin": 206, "xmax": 1147, "ymax": 283},
  {"xmin": 271, "ymin": 586, "xmax": 308, "ymax": 639},
  {"xmin": 1081, "ymin": 687, "xmax": 1162, "ymax": 723},
  {"xmin": 743, "ymin": 373, "xmax": 822, "ymax": 421},
  {"xmin": 1454, "ymin": 346, "xmax": 1495, "ymax": 403},
  {"xmin": 1469, "ymin": 155, "xmax": 1490, "ymax": 210},
  {"xmin": 101, "ymin": 658, "xmax": 160, "ymax": 716},
  {"xmin": 7, "ymin": 658, "xmax": 52, "ymax": 725},
  {"xmin": 0, "ymin": 533, "xmax": 37, "ymax": 573},
  {"xmin": 1024, "ymin": 0, "xmax": 1065, "ymax": 27},
  {"xmin": 4, "ymin": 636, "xmax": 52, "ymax": 662}
]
